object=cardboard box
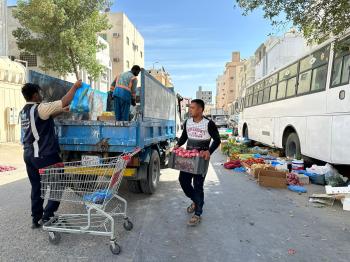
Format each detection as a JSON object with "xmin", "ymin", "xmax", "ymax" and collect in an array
[
  {"xmin": 297, "ymin": 174, "xmax": 310, "ymax": 185},
  {"xmin": 258, "ymin": 170, "xmax": 287, "ymax": 188},
  {"xmin": 251, "ymin": 166, "xmax": 276, "ymax": 179},
  {"xmin": 97, "ymin": 115, "xmax": 115, "ymax": 121}
]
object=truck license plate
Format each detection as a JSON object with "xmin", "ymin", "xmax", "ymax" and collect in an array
[{"xmin": 82, "ymin": 155, "xmax": 100, "ymax": 166}]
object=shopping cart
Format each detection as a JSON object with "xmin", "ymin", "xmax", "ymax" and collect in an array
[{"xmin": 39, "ymin": 148, "xmax": 140, "ymax": 255}]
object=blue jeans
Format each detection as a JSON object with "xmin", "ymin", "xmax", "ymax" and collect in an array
[
  {"xmin": 114, "ymin": 96, "xmax": 131, "ymax": 121},
  {"xmin": 179, "ymin": 171, "xmax": 206, "ymax": 216}
]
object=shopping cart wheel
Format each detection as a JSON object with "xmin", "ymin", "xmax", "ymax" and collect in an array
[
  {"xmin": 110, "ymin": 240, "xmax": 121, "ymax": 255},
  {"xmin": 48, "ymin": 232, "xmax": 61, "ymax": 245},
  {"xmin": 123, "ymin": 219, "xmax": 133, "ymax": 231}
]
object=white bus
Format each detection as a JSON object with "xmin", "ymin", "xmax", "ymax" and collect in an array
[{"xmin": 238, "ymin": 33, "xmax": 350, "ymax": 164}]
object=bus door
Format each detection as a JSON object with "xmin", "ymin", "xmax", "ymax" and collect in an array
[{"xmin": 327, "ymin": 39, "xmax": 350, "ymax": 163}]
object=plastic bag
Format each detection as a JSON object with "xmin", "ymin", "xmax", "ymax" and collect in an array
[
  {"xmin": 89, "ymin": 90, "xmax": 108, "ymax": 120},
  {"xmin": 288, "ymin": 185, "xmax": 307, "ymax": 193},
  {"xmin": 70, "ymin": 82, "xmax": 92, "ymax": 113},
  {"xmin": 324, "ymin": 163, "xmax": 348, "ymax": 187}
]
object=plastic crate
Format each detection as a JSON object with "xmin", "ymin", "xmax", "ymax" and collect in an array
[{"xmin": 168, "ymin": 153, "xmax": 209, "ymax": 175}]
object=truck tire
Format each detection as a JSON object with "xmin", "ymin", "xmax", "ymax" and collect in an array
[
  {"xmin": 285, "ymin": 132, "xmax": 301, "ymax": 159},
  {"xmin": 140, "ymin": 150, "xmax": 160, "ymax": 194},
  {"xmin": 127, "ymin": 180, "xmax": 142, "ymax": 193}
]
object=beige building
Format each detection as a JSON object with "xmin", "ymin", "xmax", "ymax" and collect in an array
[
  {"xmin": 0, "ymin": 57, "xmax": 26, "ymax": 143},
  {"xmin": 238, "ymin": 56, "xmax": 255, "ymax": 98},
  {"xmin": 102, "ymin": 13, "xmax": 144, "ymax": 79},
  {"xmin": 148, "ymin": 68, "xmax": 173, "ymax": 88},
  {"xmin": 204, "ymin": 104, "xmax": 214, "ymax": 116},
  {"xmin": 216, "ymin": 74, "xmax": 225, "ymax": 109},
  {"xmin": 0, "ymin": 0, "xmax": 8, "ymax": 56},
  {"xmin": 216, "ymin": 52, "xmax": 243, "ymax": 111},
  {"xmin": 7, "ymin": 6, "xmax": 112, "ymax": 92}
]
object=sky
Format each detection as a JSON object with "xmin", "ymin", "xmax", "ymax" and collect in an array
[{"xmin": 7, "ymin": 0, "xmax": 284, "ymax": 100}]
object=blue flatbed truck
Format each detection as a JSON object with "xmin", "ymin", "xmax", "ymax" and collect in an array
[{"xmin": 29, "ymin": 69, "xmax": 181, "ymax": 193}]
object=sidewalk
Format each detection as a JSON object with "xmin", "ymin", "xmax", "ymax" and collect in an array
[{"xmin": 0, "ymin": 143, "xmax": 27, "ymax": 186}]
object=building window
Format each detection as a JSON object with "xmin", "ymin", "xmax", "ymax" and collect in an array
[
  {"xmin": 140, "ymin": 51, "xmax": 143, "ymax": 58},
  {"xmin": 99, "ymin": 33, "xmax": 107, "ymax": 41},
  {"xmin": 126, "ymin": 60, "xmax": 130, "ymax": 68},
  {"xmin": 20, "ymin": 53, "xmax": 37, "ymax": 67},
  {"xmin": 126, "ymin": 37, "xmax": 130, "ymax": 45}
]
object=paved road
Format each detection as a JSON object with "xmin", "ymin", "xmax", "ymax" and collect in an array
[{"xmin": 0, "ymin": 146, "xmax": 350, "ymax": 262}]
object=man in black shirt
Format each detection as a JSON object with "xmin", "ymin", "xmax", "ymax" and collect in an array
[{"xmin": 175, "ymin": 99, "xmax": 221, "ymax": 226}]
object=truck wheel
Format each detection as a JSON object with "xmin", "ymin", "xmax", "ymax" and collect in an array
[
  {"xmin": 140, "ymin": 150, "xmax": 160, "ymax": 194},
  {"xmin": 127, "ymin": 180, "xmax": 142, "ymax": 193},
  {"xmin": 285, "ymin": 133, "xmax": 301, "ymax": 159}
]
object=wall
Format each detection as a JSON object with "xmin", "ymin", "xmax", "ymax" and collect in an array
[
  {"xmin": 196, "ymin": 86, "xmax": 212, "ymax": 104},
  {"xmin": 0, "ymin": 0, "xmax": 8, "ymax": 56},
  {"xmin": 0, "ymin": 58, "xmax": 26, "ymax": 143},
  {"xmin": 216, "ymin": 74, "xmax": 225, "ymax": 109},
  {"xmin": 105, "ymin": 13, "xmax": 144, "ymax": 79},
  {"xmin": 255, "ymin": 32, "xmax": 311, "ymax": 80}
]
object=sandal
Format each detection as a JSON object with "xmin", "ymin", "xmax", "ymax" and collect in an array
[
  {"xmin": 186, "ymin": 203, "xmax": 196, "ymax": 214},
  {"xmin": 188, "ymin": 215, "xmax": 201, "ymax": 226}
]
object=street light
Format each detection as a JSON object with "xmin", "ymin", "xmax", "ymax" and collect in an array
[{"xmin": 152, "ymin": 61, "xmax": 159, "ymax": 70}]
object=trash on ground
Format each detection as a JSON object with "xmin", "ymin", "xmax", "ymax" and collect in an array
[
  {"xmin": 233, "ymin": 167, "xmax": 246, "ymax": 173},
  {"xmin": 309, "ymin": 194, "xmax": 336, "ymax": 207},
  {"xmin": 0, "ymin": 165, "xmax": 16, "ymax": 173},
  {"xmin": 288, "ymin": 185, "xmax": 307, "ymax": 193}
]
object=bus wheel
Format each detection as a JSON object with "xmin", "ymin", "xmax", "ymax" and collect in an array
[
  {"xmin": 243, "ymin": 126, "xmax": 249, "ymax": 139},
  {"xmin": 285, "ymin": 133, "xmax": 301, "ymax": 159}
]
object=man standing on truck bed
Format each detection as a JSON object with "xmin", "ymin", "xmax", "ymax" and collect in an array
[
  {"xmin": 175, "ymin": 99, "xmax": 221, "ymax": 226},
  {"xmin": 20, "ymin": 80, "xmax": 82, "ymax": 229},
  {"xmin": 110, "ymin": 65, "xmax": 141, "ymax": 121}
]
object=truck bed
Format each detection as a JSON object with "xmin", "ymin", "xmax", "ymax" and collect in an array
[{"xmin": 57, "ymin": 118, "xmax": 175, "ymax": 153}]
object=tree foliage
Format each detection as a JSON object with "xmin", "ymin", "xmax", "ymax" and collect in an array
[
  {"xmin": 235, "ymin": 0, "xmax": 350, "ymax": 44},
  {"xmin": 13, "ymin": 0, "xmax": 111, "ymax": 80}
]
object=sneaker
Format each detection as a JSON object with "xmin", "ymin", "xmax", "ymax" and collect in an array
[
  {"xmin": 186, "ymin": 203, "xmax": 196, "ymax": 214},
  {"xmin": 187, "ymin": 215, "xmax": 201, "ymax": 226},
  {"xmin": 31, "ymin": 221, "xmax": 42, "ymax": 229}
]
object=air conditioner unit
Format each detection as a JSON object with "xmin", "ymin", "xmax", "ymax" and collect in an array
[
  {"xmin": 113, "ymin": 33, "xmax": 120, "ymax": 38},
  {"xmin": 113, "ymin": 58, "xmax": 120, "ymax": 62},
  {"xmin": 6, "ymin": 107, "xmax": 18, "ymax": 125}
]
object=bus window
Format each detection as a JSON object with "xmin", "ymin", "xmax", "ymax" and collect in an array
[
  {"xmin": 263, "ymin": 87, "xmax": 270, "ymax": 103},
  {"xmin": 331, "ymin": 38, "xmax": 350, "ymax": 87},
  {"xmin": 245, "ymin": 97, "xmax": 249, "ymax": 107},
  {"xmin": 298, "ymin": 70, "xmax": 312, "ymax": 94},
  {"xmin": 249, "ymin": 95, "xmax": 253, "ymax": 106},
  {"xmin": 258, "ymin": 90, "xmax": 263, "ymax": 104},
  {"xmin": 286, "ymin": 77, "xmax": 297, "ymax": 97},
  {"xmin": 331, "ymin": 57, "xmax": 342, "ymax": 86},
  {"xmin": 252, "ymin": 92, "xmax": 258, "ymax": 105},
  {"xmin": 311, "ymin": 64, "xmax": 328, "ymax": 91},
  {"xmin": 279, "ymin": 63, "xmax": 298, "ymax": 81},
  {"xmin": 341, "ymin": 54, "xmax": 350, "ymax": 84},
  {"xmin": 270, "ymin": 85, "xmax": 277, "ymax": 101},
  {"xmin": 277, "ymin": 81, "xmax": 287, "ymax": 99}
]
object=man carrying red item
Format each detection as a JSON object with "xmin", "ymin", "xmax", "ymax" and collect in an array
[{"xmin": 175, "ymin": 99, "xmax": 221, "ymax": 226}]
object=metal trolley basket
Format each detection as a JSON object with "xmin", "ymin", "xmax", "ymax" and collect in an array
[{"xmin": 39, "ymin": 149, "xmax": 140, "ymax": 255}]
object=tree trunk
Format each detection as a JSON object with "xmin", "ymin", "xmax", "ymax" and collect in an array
[{"xmin": 68, "ymin": 48, "xmax": 79, "ymax": 80}]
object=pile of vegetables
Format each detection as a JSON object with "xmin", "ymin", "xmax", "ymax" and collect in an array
[
  {"xmin": 220, "ymin": 134, "xmax": 229, "ymax": 140},
  {"xmin": 287, "ymin": 173, "xmax": 302, "ymax": 186},
  {"xmin": 241, "ymin": 158, "xmax": 265, "ymax": 167},
  {"xmin": 224, "ymin": 160, "xmax": 241, "ymax": 169},
  {"xmin": 173, "ymin": 148, "xmax": 200, "ymax": 158},
  {"xmin": 221, "ymin": 139, "xmax": 250, "ymax": 157}
]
